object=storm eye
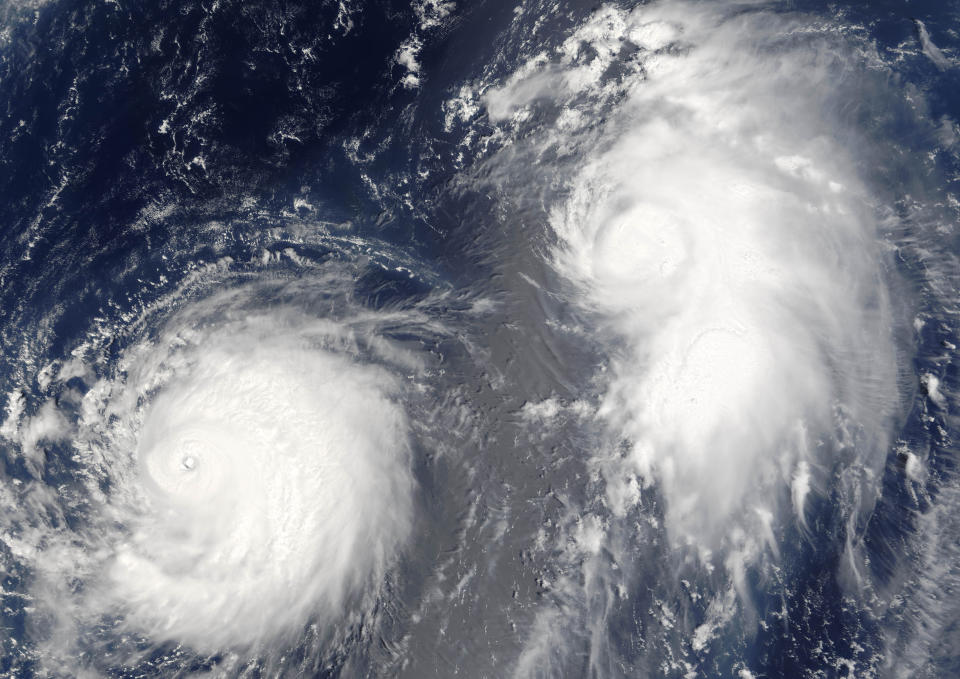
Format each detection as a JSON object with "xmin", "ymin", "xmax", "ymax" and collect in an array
[{"xmin": 181, "ymin": 455, "xmax": 197, "ymax": 471}]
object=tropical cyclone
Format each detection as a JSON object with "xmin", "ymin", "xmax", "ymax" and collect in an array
[
  {"xmin": 9, "ymin": 266, "xmax": 444, "ymax": 671},
  {"xmin": 109, "ymin": 317, "xmax": 414, "ymax": 651}
]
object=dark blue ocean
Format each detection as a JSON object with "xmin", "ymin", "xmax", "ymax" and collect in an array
[{"xmin": 0, "ymin": 0, "xmax": 958, "ymax": 677}]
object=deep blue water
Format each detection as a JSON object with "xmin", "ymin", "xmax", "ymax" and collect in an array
[{"xmin": 1, "ymin": 0, "xmax": 959, "ymax": 677}]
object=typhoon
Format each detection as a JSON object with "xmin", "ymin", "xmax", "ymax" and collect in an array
[
  {"xmin": 1, "ymin": 256, "xmax": 460, "ymax": 674},
  {"xmin": 446, "ymin": 0, "xmax": 958, "ymax": 675},
  {"xmin": 1, "ymin": 0, "xmax": 959, "ymax": 677},
  {"xmin": 497, "ymin": 3, "xmax": 903, "ymax": 552}
]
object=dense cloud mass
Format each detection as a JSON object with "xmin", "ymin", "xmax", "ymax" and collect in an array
[
  {"xmin": 495, "ymin": 1, "xmax": 900, "ymax": 549},
  {"xmin": 1, "ymin": 264, "xmax": 457, "ymax": 673},
  {"xmin": 102, "ymin": 294, "xmax": 415, "ymax": 652}
]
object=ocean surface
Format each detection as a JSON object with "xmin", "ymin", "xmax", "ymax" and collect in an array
[{"xmin": 0, "ymin": 0, "xmax": 958, "ymax": 676}]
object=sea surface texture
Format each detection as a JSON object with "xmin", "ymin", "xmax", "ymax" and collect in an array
[{"xmin": 0, "ymin": 0, "xmax": 958, "ymax": 677}]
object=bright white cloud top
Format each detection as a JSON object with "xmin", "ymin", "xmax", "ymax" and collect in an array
[
  {"xmin": 481, "ymin": 0, "xmax": 900, "ymax": 559},
  {"xmin": 1, "ymin": 263, "xmax": 443, "ymax": 672},
  {"xmin": 105, "ymin": 310, "xmax": 413, "ymax": 651}
]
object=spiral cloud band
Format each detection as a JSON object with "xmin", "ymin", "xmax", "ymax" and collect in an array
[
  {"xmin": 106, "ymin": 317, "xmax": 413, "ymax": 651},
  {"xmin": 0, "ymin": 261, "xmax": 442, "ymax": 672},
  {"xmin": 482, "ymin": 0, "xmax": 900, "ymax": 550}
]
